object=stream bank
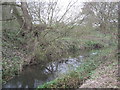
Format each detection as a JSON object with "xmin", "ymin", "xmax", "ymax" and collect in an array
[
  {"xmin": 3, "ymin": 48, "xmax": 100, "ymax": 88},
  {"xmin": 2, "ymin": 40, "xmax": 104, "ymax": 83},
  {"xmin": 37, "ymin": 46, "xmax": 117, "ymax": 88}
]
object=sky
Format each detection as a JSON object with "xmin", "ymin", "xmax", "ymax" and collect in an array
[
  {"xmin": 2, "ymin": 0, "xmax": 120, "ymax": 2},
  {"xmin": 13, "ymin": 0, "xmax": 119, "ymax": 22},
  {"xmin": 25, "ymin": 0, "xmax": 84, "ymax": 17},
  {"xmin": 2, "ymin": 0, "xmax": 119, "ymax": 22}
]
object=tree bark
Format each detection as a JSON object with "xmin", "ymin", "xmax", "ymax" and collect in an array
[
  {"xmin": 12, "ymin": 5, "xmax": 25, "ymax": 29},
  {"xmin": 21, "ymin": 2, "xmax": 33, "ymax": 31}
]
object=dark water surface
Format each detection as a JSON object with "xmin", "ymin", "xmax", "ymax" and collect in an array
[{"xmin": 3, "ymin": 50, "xmax": 98, "ymax": 88}]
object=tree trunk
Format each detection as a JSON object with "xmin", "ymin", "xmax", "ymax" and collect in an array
[
  {"xmin": 21, "ymin": 2, "xmax": 33, "ymax": 31},
  {"xmin": 12, "ymin": 5, "xmax": 25, "ymax": 29}
]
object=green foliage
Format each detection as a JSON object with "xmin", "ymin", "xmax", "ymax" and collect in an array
[
  {"xmin": 37, "ymin": 45, "xmax": 116, "ymax": 88},
  {"xmin": 2, "ymin": 2, "xmax": 118, "ymax": 87},
  {"xmin": 2, "ymin": 20, "xmax": 27, "ymax": 83},
  {"xmin": 83, "ymin": 40, "xmax": 104, "ymax": 50},
  {"xmin": 85, "ymin": 41, "xmax": 98, "ymax": 46},
  {"xmin": 34, "ymin": 46, "xmax": 47, "ymax": 61},
  {"xmin": 2, "ymin": 57, "xmax": 21, "ymax": 82}
]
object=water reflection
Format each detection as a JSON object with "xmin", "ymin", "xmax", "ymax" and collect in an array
[
  {"xmin": 3, "ymin": 51, "xmax": 98, "ymax": 88},
  {"xmin": 3, "ymin": 65, "xmax": 56, "ymax": 88}
]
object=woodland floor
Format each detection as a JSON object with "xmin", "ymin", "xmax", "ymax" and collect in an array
[{"xmin": 79, "ymin": 57, "xmax": 119, "ymax": 88}]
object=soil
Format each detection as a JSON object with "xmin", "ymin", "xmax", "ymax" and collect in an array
[{"xmin": 79, "ymin": 59, "xmax": 118, "ymax": 88}]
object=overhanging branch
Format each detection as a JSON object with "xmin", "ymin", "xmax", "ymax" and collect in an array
[{"xmin": 0, "ymin": 2, "xmax": 21, "ymax": 7}]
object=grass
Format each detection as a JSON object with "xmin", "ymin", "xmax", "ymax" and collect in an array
[
  {"xmin": 80, "ymin": 53, "xmax": 118, "ymax": 88},
  {"xmin": 37, "ymin": 45, "xmax": 117, "ymax": 88},
  {"xmin": 2, "ymin": 19, "xmax": 117, "ymax": 87}
]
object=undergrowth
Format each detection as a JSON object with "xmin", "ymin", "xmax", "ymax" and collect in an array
[{"xmin": 37, "ymin": 45, "xmax": 117, "ymax": 88}]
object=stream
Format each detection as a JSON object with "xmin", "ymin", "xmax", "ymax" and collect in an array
[{"xmin": 2, "ymin": 50, "xmax": 98, "ymax": 88}]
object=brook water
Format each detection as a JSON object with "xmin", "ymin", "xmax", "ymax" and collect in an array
[{"xmin": 3, "ymin": 50, "xmax": 98, "ymax": 88}]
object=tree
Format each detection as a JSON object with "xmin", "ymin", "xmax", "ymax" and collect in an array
[
  {"xmin": 27, "ymin": 0, "xmax": 79, "ymax": 26},
  {"xmin": 2, "ymin": 2, "xmax": 33, "ymax": 32},
  {"xmin": 21, "ymin": 1, "xmax": 33, "ymax": 31},
  {"xmin": 81, "ymin": 2, "xmax": 118, "ymax": 33}
]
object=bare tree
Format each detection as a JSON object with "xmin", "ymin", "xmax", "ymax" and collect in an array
[
  {"xmin": 81, "ymin": 2, "xmax": 118, "ymax": 33},
  {"xmin": 21, "ymin": 1, "xmax": 33, "ymax": 31},
  {"xmin": 27, "ymin": 0, "xmax": 79, "ymax": 27},
  {"xmin": 2, "ymin": 1, "xmax": 33, "ymax": 31}
]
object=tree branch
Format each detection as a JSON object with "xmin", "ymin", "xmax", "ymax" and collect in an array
[{"xmin": 1, "ymin": 2, "xmax": 21, "ymax": 7}]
